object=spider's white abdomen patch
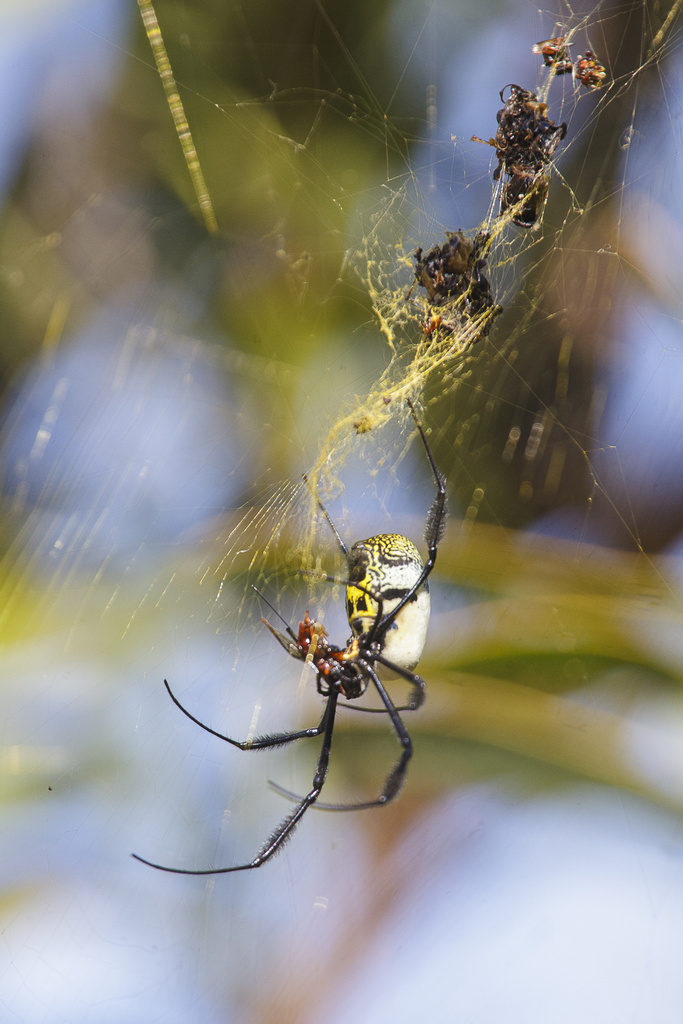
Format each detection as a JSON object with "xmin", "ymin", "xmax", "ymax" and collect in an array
[{"xmin": 379, "ymin": 584, "xmax": 430, "ymax": 673}]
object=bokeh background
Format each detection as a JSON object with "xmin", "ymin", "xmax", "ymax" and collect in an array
[{"xmin": 2, "ymin": 1, "xmax": 683, "ymax": 1021}]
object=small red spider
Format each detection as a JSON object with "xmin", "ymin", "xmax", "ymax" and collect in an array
[
  {"xmin": 573, "ymin": 50, "xmax": 607, "ymax": 89},
  {"xmin": 533, "ymin": 37, "xmax": 607, "ymax": 90}
]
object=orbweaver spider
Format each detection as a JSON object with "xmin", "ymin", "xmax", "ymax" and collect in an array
[{"xmin": 132, "ymin": 399, "xmax": 447, "ymax": 875}]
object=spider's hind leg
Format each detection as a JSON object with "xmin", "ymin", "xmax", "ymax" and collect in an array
[
  {"xmin": 131, "ymin": 691, "xmax": 341, "ymax": 875},
  {"xmin": 271, "ymin": 662, "xmax": 416, "ymax": 813}
]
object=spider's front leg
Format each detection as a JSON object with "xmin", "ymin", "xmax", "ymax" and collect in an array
[
  {"xmin": 381, "ymin": 398, "xmax": 448, "ymax": 627},
  {"xmin": 163, "ymin": 677, "xmax": 331, "ymax": 750}
]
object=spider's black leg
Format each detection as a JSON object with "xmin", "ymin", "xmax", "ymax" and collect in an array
[
  {"xmin": 131, "ymin": 691, "xmax": 340, "ymax": 875},
  {"xmin": 303, "ymin": 569, "xmax": 389, "ymax": 656},
  {"xmin": 251, "ymin": 585, "xmax": 298, "ymax": 644},
  {"xmin": 298, "ymin": 571, "xmax": 382, "ymax": 606},
  {"xmin": 341, "ymin": 700, "xmax": 416, "ymax": 714},
  {"xmin": 303, "ymin": 473, "xmax": 348, "ymax": 556},
  {"xmin": 270, "ymin": 663, "xmax": 413, "ymax": 813},
  {"xmin": 164, "ymin": 678, "xmax": 331, "ymax": 749},
  {"xmin": 374, "ymin": 653, "xmax": 426, "ymax": 709},
  {"xmin": 370, "ymin": 399, "xmax": 447, "ymax": 642},
  {"xmin": 340, "ymin": 655, "xmax": 425, "ymax": 712},
  {"xmin": 298, "ymin": 572, "xmax": 396, "ymax": 682}
]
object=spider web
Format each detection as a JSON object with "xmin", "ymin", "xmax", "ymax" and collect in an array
[
  {"xmin": 138, "ymin": 0, "xmax": 682, "ymax": 636},
  {"xmin": 2, "ymin": 0, "xmax": 683, "ymax": 1021}
]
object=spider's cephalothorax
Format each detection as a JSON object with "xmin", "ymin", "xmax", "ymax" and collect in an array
[
  {"xmin": 132, "ymin": 399, "xmax": 447, "ymax": 877},
  {"xmin": 261, "ymin": 609, "xmax": 365, "ymax": 701}
]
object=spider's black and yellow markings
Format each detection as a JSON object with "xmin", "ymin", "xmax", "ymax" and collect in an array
[
  {"xmin": 132, "ymin": 399, "xmax": 447, "ymax": 876},
  {"xmin": 345, "ymin": 533, "xmax": 430, "ymax": 676}
]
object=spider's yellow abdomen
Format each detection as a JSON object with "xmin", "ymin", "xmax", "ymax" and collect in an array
[{"xmin": 345, "ymin": 533, "xmax": 430, "ymax": 672}]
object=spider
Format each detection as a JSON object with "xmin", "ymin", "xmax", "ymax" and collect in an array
[
  {"xmin": 132, "ymin": 398, "xmax": 447, "ymax": 876},
  {"xmin": 533, "ymin": 38, "xmax": 607, "ymax": 90},
  {"xmin": 572, "ymin": 50, "xmax": 607, "ymax": 90}
]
